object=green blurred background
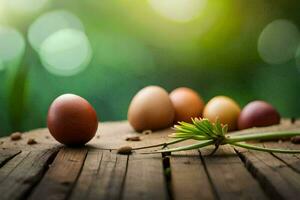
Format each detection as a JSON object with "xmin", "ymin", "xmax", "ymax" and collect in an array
[{"xmin": 0, "ymin": 0, "xmax": 300, "ymax": 136}]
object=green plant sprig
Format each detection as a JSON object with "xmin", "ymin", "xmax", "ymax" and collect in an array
[{"xmin": 135, "ymin": 118, "xmax": 300, "ymax": 155}]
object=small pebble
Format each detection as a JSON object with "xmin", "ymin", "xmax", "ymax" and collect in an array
[
  {"xmin": 96, "ymin": 135, "xmax": 100, "ymax": 139},
  {"xmin": 45, "ymin": 136, "xmax": 50, "ymax": 139},
  {"xmin": 27, "ymin": 138, "xmax": 37, "ymax": 145},
  {"xmin": 0, "ymin": 141, "xmax": 3, "ymax": 145},
  {"xmin": 291, "ymin": 136, "xmax": 300, "ymax": 144},
  {"xmin": 10, "ymin": 132, "xmax": 22, "ymax": 141},
  {"xmin": 117, "ymin": 146, "xmax": 132, "ymax": 155},
  {"xmin": 142, "ymin": 130, "xmax": 152, "ymax": 135},
  {"xmin": 126, "ymin": 136, "xmax": 141, "ymax": 141}
]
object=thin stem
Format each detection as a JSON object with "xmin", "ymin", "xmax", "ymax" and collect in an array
[
  {"xmin": 148, "ymin": 140, "xmax": 214, "ymax": 153},
  {"xmin": 209, "ymin": 144, "xmax": 220, "ymax": 155},
  {"xmin": 230, "ymin": 142, "xmax": 300, "ymax": 154},
  {"xmin": 132, "ymin": 138, "xmax": 188, "ymax": 150},
  {"xmin": 227, "ymin": 131, "xmax": 300, "ymax": 143},
  {"xmin": 168, "ymin": 134, "xmax": 208, "ymax": 140}
]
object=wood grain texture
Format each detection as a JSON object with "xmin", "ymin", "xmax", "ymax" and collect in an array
[
  {"xmin": 236, "ymin": 145, "xmax": 300, "ymax": 200},
  {"xmin": 122, "ymin": 153, "xmax": 168, "ymax": 200},
  {"xmin": 28, "ymin": 147, "xmax": 87, "ymax": 200},
  {"xmin": 70, "ymin": 149, "xmax": 128, "ymax": 200},
  {"xmin": 200, "ymin": 145, "xmax": 268, "ymax": 200},
  {"xmin": 0, "ymin": 149, "xmax": 21, "ymax": 168},
  {"xmin": 0, "ymin": 147, "xmax": 59, "ymax": 200},
  {"xmin": 264, "ymin": 141, "xmax": 300, "ymax": 173},
  {"xmin": 230, "ymin": 119, "xmax": 300, "ymax": 136},
  {"xmin": 68, "ymin": 148, "xmax": 103, "ymax": 200},
  {"xmin": 0, "ymin": 120, "xmax": 299, "ymax": 200},
  {"xmin": 0, "ymin": 151, "xmax": 30, "ymax": 183},
  {"xmin": 170, "ymin": 150, "xmax": 215, "ymax": 200}
]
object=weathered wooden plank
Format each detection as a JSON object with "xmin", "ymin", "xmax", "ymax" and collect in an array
[
  {"xmin": 0, "ymin": 120, "xmax": 299, "ymax": 200},
  {"xmin": 28, "ymin": 147, "xmax": 88, "ymax": 200},
  {"xmin": 70, "ymin": 149, "xmax": 128, "ymax": 200},
  {"xmin": 169, "ymin": 150, "xmax": 215, "ymax": 200},
  {"xmin": 264, "ymin": 141, "xmax": 300, "ymax": 173},
  {"xmin": 236, "ymin": 145, "xmax": 300, "ymax": 200},
  {"xmin": 0, "ymin": 147, "xmax": 59, "ymax": 200},
  {"xmin": 231, "ymin": 119, "xmax": 300, "ymax": 136},
  {"xmin": 68, "ymin": 148, "xmax": 103, "ymax": 200},
  {"xmin": 0, "ymin": 149, "xmax": 21, "ymax": 168},
  {"xmin": 91, "ymin": 122, "xmax": 174, "ymax": 150},
  {"xmin": 0, "ymin": 151, "xmax": 30, "ymax": 183},
  {"xmin": 200, "ymin": 145, "xmax": 268, "ymax": 200},
  {"xmin": 122, "ymin": 153, "xmax": 168, "ymax": 200}
]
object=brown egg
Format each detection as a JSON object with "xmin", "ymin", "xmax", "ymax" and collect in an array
[
  {"xmin": 169, "ymin": 87, "xmax": 205, "ymax": 123},
  {"xmin": 238, "ymin": 100, "xmax": 280, "ymax": 130},
  {"xmin": 203, "ymin": 96, "xmax": 241, "ymax": 131},
  {"xmin": 47, "ymin": 94, "xmax": 98, "ymax": 146},
  {"xmin": 128, "ymin": 86, "xmax": 175, "ymax": 132}
]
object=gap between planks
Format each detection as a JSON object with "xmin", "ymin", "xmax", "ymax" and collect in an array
[
  {"xmin": 234, "ymin": 142, "xmax": 300, "ymax": 200},
  {"xmin": 27, "ymin": 147, "xmax": 169, "ymax": 200},
  {"xmin": 0, "ymin": 147, "xmax": 59, "ymax": 200},
  {"xmin": 1, "ymin": 120, "xmax": 300, "ymax": 200}
]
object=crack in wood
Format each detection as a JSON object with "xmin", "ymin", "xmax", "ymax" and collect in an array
[
  {"xmin": 119, "ymin": 154, "xmax": 129, "ymax": 200},
  {"xmin": 234, "ymin": 148, "xmax": 282, "ymax": 200},
  {"xmin": 22, "ymin": 148, "xmax": 60, "ymax": 199},
  {"xmin": 161, "ymin": 153, "xmax": 173, "ymax": 200},
  {"xmin": 0, "ymin": 149, "xmax": 21, "ymax": 168},
  {"xmin": 0, "ymin": 147, "xmax": 60, "ymax": 200},
  {"xmin": 199, "ymin": 150, "xmax": 220, "ymax": 200}
]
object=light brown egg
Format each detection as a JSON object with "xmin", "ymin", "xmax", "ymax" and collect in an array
[
  {"xmin": 169, "ymin": 87, "xmax": 205, "ymax": 123},
  {"xmin": 47, "ymin": 94, "xmax": 98, "ymax": 146},
  {"xmin": 128, "ymin": 86, "xmax": 175, "ymax": 132},
  {"xmin": 203, "ymin": 96, "xmax": 241, "ymax": 131}
]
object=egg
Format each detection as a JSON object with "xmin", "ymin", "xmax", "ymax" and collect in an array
[
  {"xmin": 47, "ymin": 94, "xmax": 98, "ymax": 146},
  {"xmin": 128, "ymin": 86, "xmax": 175, "ymax": 132},
  {"xmin": 238, "ymin": 100, "xmax": 280, "ymax": 130},
  {"xmin": 203, "ymin": 96, "xmax": 241, "ymax": 131},
  {"xmin": 169, "ymin": 87, "xmax": 205, "ymax": 123}
]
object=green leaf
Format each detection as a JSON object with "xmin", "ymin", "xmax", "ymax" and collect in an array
[
  {"xmin": 173, "ymin": 125, "xmax": 194, "ymax": 134},
  {"xmin": 140, "ymin": 117, "xmax": 300, "ymax": 155},
  {"xmin": 192, "ymin": 118, "xmax": 213, "ymax": 137},
  {"xmin": 222, "ymin": 125, "xmax": 228, "ymax": 135},
  {"xmin": 169, "ymin": 133, "xmax": 208, "ymax": 141},
  {"xmin": 214, "ymin": 118, "xmax": 223, "ymax": 136}
]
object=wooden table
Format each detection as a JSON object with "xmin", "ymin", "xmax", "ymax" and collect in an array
[{"xmin": 0, "ymin": 120, "xmax": 300, "ymax": 200}]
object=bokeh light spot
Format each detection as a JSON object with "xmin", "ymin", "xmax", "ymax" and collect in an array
[
  {"xmin": 39, "ymin": 28, "xmax": 92, "ymax": 76},
  {"xmin": 28, "ymin": 10, "xmax": 84, "ymax": 51},
  {"xmin": 4, "ymin": 0, "xmax": 50, "ymax": 15},
  {"xmin": 295, "ymin": 45, "xmax": 300, "ymax": 71},
  {"xmin": 258, "ymin": 19, "xmax": 300, "ymax": 64},
  {"xmin": 148, "ymin": 0, "xmax": 207, "ymax": 22},
  {"xmin": 0, "ymin": 26, "xmax": 25, "ymax": 69}
]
